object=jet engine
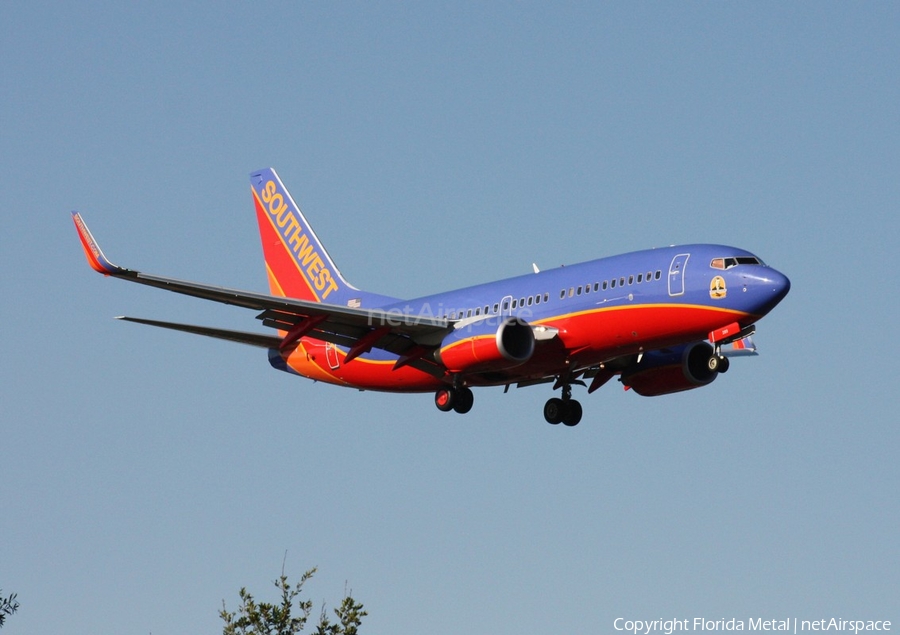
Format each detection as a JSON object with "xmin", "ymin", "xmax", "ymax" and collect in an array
[
  {"xmin": 621, "ymin": 342, "xmax": 718, "ymax": 397},
  {"xmin": 437, "ymin": 317, "xmax": 535, "ymax": 373}
]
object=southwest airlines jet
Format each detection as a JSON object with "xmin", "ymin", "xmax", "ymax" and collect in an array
[{"xmin": 73, "ymin": 168, "xmax": 790, "ymax": 426}]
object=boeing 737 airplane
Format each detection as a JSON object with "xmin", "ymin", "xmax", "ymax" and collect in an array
[{"xmin": 74, "ymin": 168, "xmax": 790, "ymax": 426}]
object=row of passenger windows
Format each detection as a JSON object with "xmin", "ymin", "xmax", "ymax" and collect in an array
[
  {"xmin": 559, "ymin": 269, "xmax": 663, "ymax": 299},
  {"xmin": 441, "ymin": 268, "xmax": 664, "ymax": 320},
  {"xmin": 444, "ymin": 292, "xmax": 552, "ymax": 320}
]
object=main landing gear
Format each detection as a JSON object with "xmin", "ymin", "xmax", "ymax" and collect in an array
[
  {"xmin": 434, "ymin": 385, "xmax": 474, "ymax": 414},
  {"xmin": 432, "ymin": 378, "xmax": 584, "ymax": 426},
  {"xmin": 543, "ymin": 383, "xmax": 582, "ymax": 427}
]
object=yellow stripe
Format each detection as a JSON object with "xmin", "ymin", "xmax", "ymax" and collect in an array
[
  {"xmin": 264, "ymin": 261, "xmax": 287, "ymax": 297},
  {"xmin": 533, "ymin": 302, "xmax": 750, "ymax": 325}
]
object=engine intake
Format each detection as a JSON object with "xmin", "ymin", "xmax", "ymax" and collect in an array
[
  {"xmin": 437, "ymin": 317, "xmax": 535, "ymax": 373},
  {"xmin": 622, "ymin": 342, "xmax": 718, "ymax": 397}
]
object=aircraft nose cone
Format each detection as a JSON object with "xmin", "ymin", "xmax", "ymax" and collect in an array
[
  {"xmin": 735, "ymin": 265, "xmax": 790, "ymax": 316},
  {"xmin": 758, "ymin": 268, "xmax": 791, "ymax": 313}
]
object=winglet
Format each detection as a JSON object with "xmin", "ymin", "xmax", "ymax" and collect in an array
[{"xmin": 72, "ymin": 212, "xmax": 122, "ymax": 275}]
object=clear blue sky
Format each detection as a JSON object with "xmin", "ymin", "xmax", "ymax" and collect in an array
[{"xmin": 2, "ymin": 2, "xmax": 898, "ymax": 633}]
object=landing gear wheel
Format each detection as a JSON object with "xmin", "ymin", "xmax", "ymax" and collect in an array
[
  {"xmin": 453, "ymin": 387, "xmax": 474, "ymax": 414},
  {"xmin": 562, "ymin": 400, "xmax": 582, "ymax": 427},
  {"xmin": 435, "ymin": 388, "xmax": 454, "ymax": 412},
  {"xmin": 717, "ymin": 356, "xmax": 730, "ymax": 374},
  {"xmin": 707, "ymin": 355, "xmax": 720, "ymax": 372},
  {"xmin": 435, "ymin": 386, "xmax": 474, "ymax": 414},
  {"xmin": 544, "ymin": 398, "xmax": 565, "ymax": 425}
]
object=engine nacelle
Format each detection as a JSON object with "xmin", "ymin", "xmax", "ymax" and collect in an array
[
  {"xmin": 437, "ymin": 317, "xmax": 535, "ymax": 373},
  {"xmin": 621, "ymin": 342, "xmax": 718, "ymax": 397}
]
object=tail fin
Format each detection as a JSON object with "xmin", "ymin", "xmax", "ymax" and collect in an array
[{"xmin": 251, "ymin": 168, "xmax": 356, "ymax": 303}]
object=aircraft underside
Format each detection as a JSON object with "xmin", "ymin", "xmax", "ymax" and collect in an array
[{"xmin": 275, "ymin": 302, "xmax": 758, "ymax": 427}]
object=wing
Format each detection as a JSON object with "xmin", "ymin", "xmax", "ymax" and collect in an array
[{"xmin": 73, "ymin": 213, "xmax": 452, "ymax": 374}]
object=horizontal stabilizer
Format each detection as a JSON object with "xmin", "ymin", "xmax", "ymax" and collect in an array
[
  {"xmin": 721, "ymin": 336, "xmax": 758, "ymax": 357},
  {"xmin": 116, "ymin": 316, "xmax": 282, "ymax": 348}
]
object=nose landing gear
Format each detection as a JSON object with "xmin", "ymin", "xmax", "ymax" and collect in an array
[{"xmin": 707, "ymin": 345, "xmax": 730, "ymax": 374}]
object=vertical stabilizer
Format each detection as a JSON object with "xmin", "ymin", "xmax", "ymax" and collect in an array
[{"xmin": 250, "ymin": 168, "xmax": 356, "ymax": 303}]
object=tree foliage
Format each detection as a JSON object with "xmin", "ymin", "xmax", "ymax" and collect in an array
[
  {"xmin": 0, "ymin": 590, "xmax": 19, "ymax": 629},
  {"xmin": 314, "ymin": 593, "xmax": 367, "ymax": 635},
  {"xmin": 220, "ymin": 568, "xmax": 366, "ymax": 635}
]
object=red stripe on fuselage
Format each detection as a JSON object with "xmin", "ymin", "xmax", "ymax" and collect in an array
[
  {"xmin": 276, "ymin": 302, "xmax": 752, "ymax": 392},
  {"xmin": 543, "ymin": 303, "xmax": 752, "ymax": 354}
]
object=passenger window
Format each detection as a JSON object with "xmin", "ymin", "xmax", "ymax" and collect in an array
[
  {"xmin": 493, "ymin": 303, "xmax": 500, "ymax": 313},
  {"xmin": 502, "ymin": 300, "xmax": 509, "ymax": 311},
  {"xmin": 610, "ymin": 279, "xmax": 616, "ymax": 288},
  {"xmin": 602, "ymin": 281, "xmax": 608, "ymax": 290},
  {"xmin": 628, "ymin": 275, "xmax": 634, "ymax": 285},
  {"xmin": 519, "ymin": 297, "xmax": 526, "ymax": 307},
  {"xmin": 637, "ymin": 273, "xmax": 643, "ymax": 283},
  {"xmin": 619, "ymin": 277, "xmax": 625, "ymax": 286},
  {"xmin": 655, "ymin": 270, "xmax": 662, "ymax": 280},
  {"xmin": 512, "ymin": 299, "xmax": 518, "ymax": 309},
  {"xmin": 527, "ymin": 296, "xmax": 533, "ymax": 306},
  {"xmin": 593, "ymin": 282, "xmax": 600, "ymax": 292},
  {"xmin": 466, "ymin": 309, "xmax": 472, "ymax": 318},
  {"xmin": 544, "ymin": 293, "xmax": 549, "ymax": 303},
  {"xmin": 568, "ymin": 287, "xmax": 575, "ymax": 298}
]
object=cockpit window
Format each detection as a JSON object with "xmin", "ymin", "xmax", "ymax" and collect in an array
[{"xmin": 711, "ymin": 256, "xmax": 762, "ymax": 270}]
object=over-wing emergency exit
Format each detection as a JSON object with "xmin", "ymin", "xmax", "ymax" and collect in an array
[{"xmin": 73, "ymin": 168, "xmax": 790, "ymax": 426}]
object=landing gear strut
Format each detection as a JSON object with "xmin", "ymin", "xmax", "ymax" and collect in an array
[
  {"xmin": 544, "ymin": 383, "xmax": 582, "ymax": 426},
  {"xmin": 434, "ymin": 385, "xmax": 474, "ymax": 414},
  {"xmin": 708, "ymin": 346, "xmax": 730, "ymax": 374}
]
